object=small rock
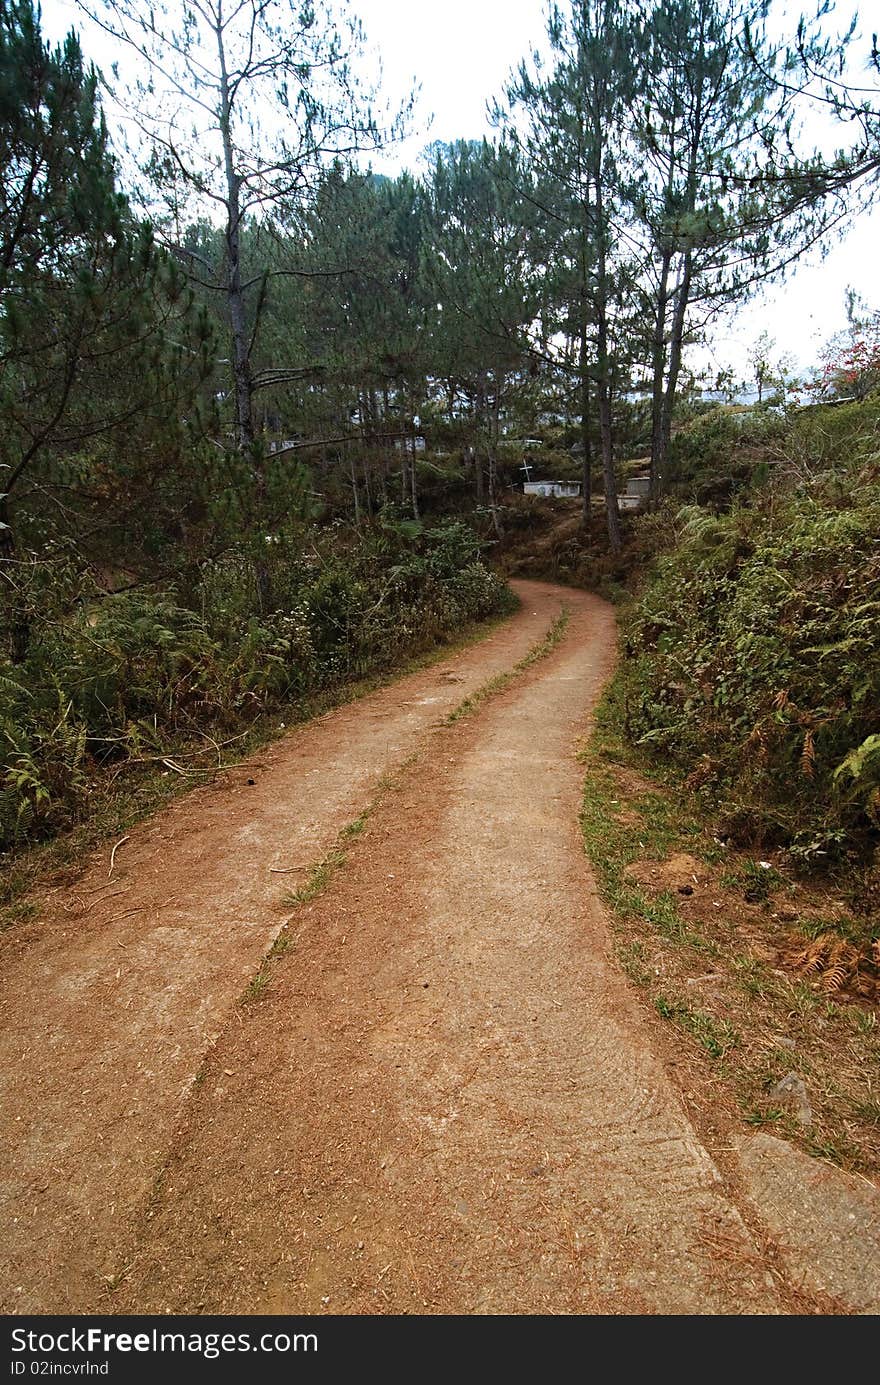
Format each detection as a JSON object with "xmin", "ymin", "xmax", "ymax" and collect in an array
[
  {"xmin": 686, "ymin": 973, "xmax": 722, "ymax": 999},
  {"xmin": 770, "ymin": 1071, "xmax": 812, "ymax": 1127}
]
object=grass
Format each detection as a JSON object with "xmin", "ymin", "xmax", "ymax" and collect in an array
[
  {"xmin": 0, "ymin": 898, "xmax": 41, "ymax": 931},
  {"xmin": 720, "ymin": 859, "xmax": 787, "ymax": 903},
  {"xmin": 283, "ymin": 849, "xmax": 349, "ymax": 909},
  {"xmin": 445, "ymin": 606, "xmax": 570, "ymax": 725},
  {"xmin": 281, "ymin": 810, "xmax": 371, "ymax": 908},
  {"xmin": 579, "ymin": 702, "xmax": 880, "ymax": 1176},
  {"xmin": 654, "ymin": 996, "xmax": 740, "ymax": 1059},
  {"xmin": 240, "ymin": 970, "xmax": 271, "ymax": 1005},
  {"xmin": 241, "ymin": 803, "xmax": 390, "ymax": 1006}
]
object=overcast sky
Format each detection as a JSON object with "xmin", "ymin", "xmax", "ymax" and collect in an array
[{"xmin": 41, "ymin": 0, "xmax": 879, "ymax": 385}]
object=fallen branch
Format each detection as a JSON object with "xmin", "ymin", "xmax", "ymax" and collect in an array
[
  {"xmin": 104, "ymin": 907, "xmax": 144, "ymax": 925},
  {"xmin": 108, "ymin": 835, "xmax": 130, "ymax": 879}
]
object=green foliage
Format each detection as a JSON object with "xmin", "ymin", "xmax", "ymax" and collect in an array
[
  {"xmin": 0, "ymin": 520, "xmax": 510, "ymax": 850},
  {"xmin": 0, "ymin": 0, "xmax": 217, "ymax": 669},
  {"xmin": 667, "ymin": 406, "xmax": 786, "ymax": 501},
  {"xmin": 617, "ymin": 401, "xmax": 880, "ymax": 861},
  {"xmin": 654, "ymin": 996, "xmax": 739, "ymax": 1059}
]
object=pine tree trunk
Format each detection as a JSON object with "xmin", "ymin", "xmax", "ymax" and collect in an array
[
  {"xmin": 658, "ymin": 252, "xmax": 693, "ymax": 491},
  {"xmin": 598, "ymin": 376, "xmax": 621, "ymax": 554},
  {"xmin": 216, "ymin": 23, "xmax": 253, "ymax": 455},
  {"xmin": 656, "ymin": 60, "xmax": 703, "ymax": 496},
  {"xmin": 380, "ymin": 386, "xmax": 390, "ymax": 504},
  {"xmin": 649, "ymin": 248, "xmax": 672, "ymax": 501},
  {"xmin": 410, "ymin": 418, "xmax": 420, "ymax": 520},
  {"xmin": 594, "ymin": 179, "xmax": 621, "ymax": 555},
  {"xmin": 361, "ymin": 449, "xmax": 373, "ymax": 517},
  {"xmin": 215, "ymin": 15, "xmax": 270, "ymax": 609},
  {"xmin": 474, "ymin": 378, "xmax": 486, "ymax": 507},
  {"xmin": 578, "ymin": 325, "xmax": 592, "ymax": 528},
  {"xmin": 488, "ymin": 372, "xmax": 504, "ymax": 539},
  {"xmin": 349, "ymin": 448, "xmax": 361, "ymax": 526},
  {"xmin": 360, "ymin": 392, "xmax": 373, "ymax": 516},
  {"xmin": 365, "ymin": 390, "xmax": 379, "ymax": 513}
]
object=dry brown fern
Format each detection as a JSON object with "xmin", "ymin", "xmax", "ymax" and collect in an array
[
  {"xmin": 786, "ymin": 935, "xmax": 827, "ymax": 976},
  {"xmin": 781, "ymin": 930, "xmax": 879, "ymax": 1003},
  {"xmin": 744, "ymin": 721, "xmax": 770, "ymax": 767},
  {"xmin": 800, "ymin": 729, "xmax": 816, "ymax": 779},
  {"xmin": 685, "ymin": 755, "xmax": 721, "ymax": 790},
  {"xmin": 821, "ymin": 938, "xmax": 852, "ymax": 994}
]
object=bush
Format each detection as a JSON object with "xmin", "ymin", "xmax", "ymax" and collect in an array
[
  {"xmin": 0, "ymin": 518, "xmax": 512, "ymax": 851},
  {"xmin": 667, "ymin": 406, "xmax": 786, "ymax": 504},
  {"xmin": 617, "ymin": 403, "xmax": 880, "ymax": 864}
]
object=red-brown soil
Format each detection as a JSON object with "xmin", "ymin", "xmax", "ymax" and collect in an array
[{"xmin": 1, "ymin": 581, "xmax": 870, "ymax": 1315}]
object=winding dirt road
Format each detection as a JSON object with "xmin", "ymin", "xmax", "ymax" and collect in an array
[{"xmin": 0, "ymin": 581, "xmax": 854, "ymax": 1314}]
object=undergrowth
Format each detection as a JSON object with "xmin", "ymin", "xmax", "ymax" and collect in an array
[
  {"xmin": 0, "ymin": 518, "xmax": 513, "ymax": 862},
  {"xmin": 580, "ymin": 723, "xmax": 880, "ymax": 1174},
  {"xmin": 618, "ymin": 397, "xmax": 880, "ymax": 869}
]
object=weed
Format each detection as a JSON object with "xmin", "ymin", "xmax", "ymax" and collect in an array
[
  {"xmin": 732, "ymin": 955, "xmax": 775, "ymax": 999},
  {"xmin": 722, "ymin": 859, "xmax": 786, "ymax": 904},
  {"xmin": 744, "ymin": 1108, "xmax": 785, "ymax": 1127},
  {"xmin": 445, "ymin": 607, "xmax": 570, "ymax": 725},
  {"xmin": 241, "ymin": 970, "xmax": 270, "ymax": 1005},
  {"xmin": 615, "ymin": 940, "xmax": 652, "ymax": 986},
  {"xmin": 654, "ymin": 995, "xmax": 739, "ymax": 1058},
  {"xmin": 284, "ymin": 849, "xmax": 348, "ymax": 908},
  {"xmin": 852, "ymin": 1096, "xmax": 880, "ymax": 1125},
  {"xmin": 340, "ymin": 814, "xmax": 368, "ymax": 841},
  {"xmin": 0, "ymin": 899, "xmax": 40, "ymax": 930},
  {"xmin": 268, "ymin": 928, "xmax": 291, "ymax": 958}
]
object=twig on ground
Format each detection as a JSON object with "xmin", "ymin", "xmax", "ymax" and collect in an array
[
  {"xmin": 108, "ymin": 836, "xmax": 130, "ymax": 879},
  {"xmin": 104, "ymin": 907, "xmax": 144, "ymax": 925}
]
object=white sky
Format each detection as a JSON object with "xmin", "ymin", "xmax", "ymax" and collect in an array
[{"xmin": 40, "ymin": 0, "xmax": 880, "ymax": 383}]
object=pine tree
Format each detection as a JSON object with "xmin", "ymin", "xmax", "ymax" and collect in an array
[
  {"xmin": 502, "ymin": 2, "xmax": 642, "ymax": 552},
  {"xmin": 79, "ymin": 0, "xmax": 410, "ymax": 466},
  {"xmin": 425, "ymin": 139, "xmax": 538, "ymax": 536},
  {"xmin": 0, "ymin": 1, "xmax": 213, "ymax": 659}
]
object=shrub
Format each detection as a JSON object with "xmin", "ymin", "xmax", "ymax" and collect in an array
[
  {"xmin": 618, "ymin": 402, "xmax": 880, "ymax": 864},
  {"xmin": 0, "ymin": 518, "xmax": 512, "ymax": 851}
]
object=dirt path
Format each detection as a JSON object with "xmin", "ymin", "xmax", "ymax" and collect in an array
[
  {"xmin": 0, "ymin": 581, "xmax": 858, "ymax": 1314},
  {"xmin": 0, "ymin": 583, "xmax": 563, "ymax": 1313}
]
